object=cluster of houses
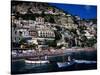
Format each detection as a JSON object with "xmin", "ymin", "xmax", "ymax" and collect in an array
[{"xmin": 11, "ymin": 1, "xmax": 97, "ymax": 49}]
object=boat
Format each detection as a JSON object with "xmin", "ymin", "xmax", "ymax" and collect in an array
[
  {"xmin": 24, "ymin": 59, "xmax": 49, "ymax": 69},
  {"xmin": 57, "ymin": 56, "xmax": 75, "ymax": 68},
  {"xmin": 25, "ymin": 60, "xmax": 49, "ymax": 64},
  {"xmin": 57, "ymin": 55, "xmax": 97, "ymax": 68},
  {"xmin": 25, "ymin": 55, "xmax": 49, "ymax": 64},
  {"xmin": 74, "ymin": 60, "xmax": 97, "ymax": 64},
  {"xmin": 57, "ymin": 61, "xmax": 75, "ymax": 68}
]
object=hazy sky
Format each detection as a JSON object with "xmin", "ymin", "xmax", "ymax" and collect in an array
[{"xmin": 49, "ymin": 3, "xmax": 97, "ymax": 19}]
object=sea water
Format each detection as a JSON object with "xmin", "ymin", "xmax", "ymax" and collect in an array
[{"xmin": 11, "ymin": 50, "xmax": 97, "ymax": 74}]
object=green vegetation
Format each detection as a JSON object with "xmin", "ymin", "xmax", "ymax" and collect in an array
[
  {"xmin": 46, "ymin": 40, "xmax": 57, "ymax": 47},
  {"xmin": 29, "ymin": 44, "xmax": 37, "ymax": 49},
  {"xmin": 19, "ymin": 38, "xmax": 27, "ymax": 45}
]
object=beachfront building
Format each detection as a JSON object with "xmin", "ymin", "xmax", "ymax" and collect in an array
[
  {"xmin": 37, "ymin": 28, "xmax": 55, "ymax": 48},
  {"xmin": 37, "ymin": 29, "xmax": 55, "ymax": 38}
]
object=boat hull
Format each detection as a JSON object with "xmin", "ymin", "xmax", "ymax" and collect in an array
[
  {"xmin": 57, "ymin": 61, "xmax": 75, "ymax": 68},
  {"xmin": 25, "ymin": 60, "xmax": 49, "ymax": 64}
]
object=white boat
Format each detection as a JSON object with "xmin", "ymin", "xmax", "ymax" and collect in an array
[
  {"xmin": 25, "ymin": 60, "xmax": 49, "ymax": 64},
  {"xmin": 57, "ymin": 56, "xmax": 75, "ymax": 68},
  {"xmin": 57, "ymin": 61, "xmax": 75, "ymax": 68},
  {"xmin": 57, "ymin": 58, "xmax": 97, "ymax": 68}
]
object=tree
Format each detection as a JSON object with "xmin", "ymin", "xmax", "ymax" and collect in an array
[
  {"xmin": 49, "ymin": 16, "xmax": 55, "ymax": 23},
  {"xmin": 19, "ymin": 38, "xmax": 27, "ymax": 45},
  {"xmin": 46, "ymin": 40, "xmax": 57, "ymax": 47},
  {"xmin": 41, "ymin": 10, "xmax": 45, "ymax": 17},
  {"xmin": 29, "ymin": 44, "xmax": 37, "ymax": 49},
  {"xmin": 86, "ymin": 37, "xmax": 97, "ymax": 47},
  {"xmin": 54, "ymin": 30, "xmax": 62, "ymax": 41}
]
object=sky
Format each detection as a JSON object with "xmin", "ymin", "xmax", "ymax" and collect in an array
[{"xmin": 49, "ymin": 3, "xmax": 97, "ymax": 19}]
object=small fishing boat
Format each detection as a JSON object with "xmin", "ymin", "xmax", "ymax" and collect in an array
[{"xmin": 57, "ymin": 56, "xmax": 75, "ymax": 68}]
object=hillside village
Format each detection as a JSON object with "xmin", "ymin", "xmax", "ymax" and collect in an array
[{"xmin": 11, "ymin": 1, "xmax": 97, "ymax": 50}]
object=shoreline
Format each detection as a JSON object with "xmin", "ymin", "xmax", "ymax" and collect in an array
[{"xmin": 12, "ymin": 47, "xmax": 97, "ymax": 61}]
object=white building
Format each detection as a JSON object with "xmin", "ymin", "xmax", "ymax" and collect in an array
[
  {"xmin": 35, "ymin": 17, "xmax": 45, "ymax": 25},
  {"xmin": 37, "ymin": 29, "xmax": 55, "ymax": 38}
]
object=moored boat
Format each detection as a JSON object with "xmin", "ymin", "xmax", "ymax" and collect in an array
[
  {"xmin": 25, "ymin": 60, "xmax": 49, "ymax": 64},
  {"xmin": 57, "ymin": 61, "xmax": 75, "ymax": 68},
  {"xmin": 57, "ymin": 56, "xmax": 75, "ymax": 68}
]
